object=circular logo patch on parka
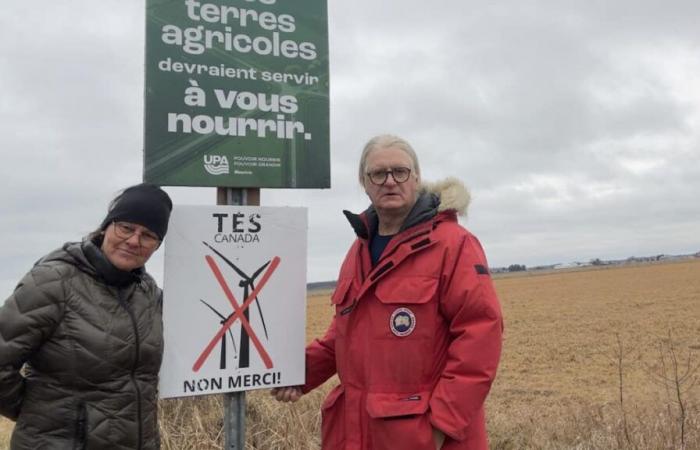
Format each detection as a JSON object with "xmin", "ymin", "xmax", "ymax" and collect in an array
[{"xmin": 390, "ymin": 308, "xmax": 416, "ymax": 337}]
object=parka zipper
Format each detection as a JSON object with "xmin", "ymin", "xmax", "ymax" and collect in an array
[
  {"xmin": 74, "ymin": 402, "xmax": 87, "ymax": 450},
  {"xmin": 368, "ymin": 229, "xmax": 432, "ymax": 281},
  {"xmin": 381, "ymin": 229, "xmax": 431, "ymax": 262},
  {"xmin": 117, "ymin": 288, "xmax": 143, "ymax": 450}
]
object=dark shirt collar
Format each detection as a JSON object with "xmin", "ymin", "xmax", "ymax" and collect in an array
[{"xmin": 343, "ymin": 191, "xmax": 440, "ymax": 240}]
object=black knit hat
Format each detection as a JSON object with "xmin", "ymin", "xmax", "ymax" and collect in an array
[{"xmin": 100, "ymin": 184, "xmax": 173, "ymax": 239}]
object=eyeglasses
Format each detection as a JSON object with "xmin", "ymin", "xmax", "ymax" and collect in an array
[
  {"xmin": 112, "ymin": 221, "xmax": 161, "ymax": 249},
  {"xmin": 365, "ymin": 167, "xmax": 412, "ymax": 186}
]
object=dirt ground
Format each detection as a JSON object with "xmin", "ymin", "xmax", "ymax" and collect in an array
[{"xmin": 491, "ymin": 260, "xmax": 700, "ymax": 409}]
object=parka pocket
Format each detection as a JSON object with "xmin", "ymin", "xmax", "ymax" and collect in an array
[
  {"xmin": 320, "ymin": 385, "xmax": 345, "ymax": 450},
  {"xmin": 368, "ymin": 277, "xmax": 440, "ymax": 385},
  {"xmin": 374, "ymin": 276, "xmax": 438, "ymax": 305},
  {"xmin": 331, "ymin": 278, "xmax": 355, "ymax": 338},
  {"xmin": 366, "ymin": 391, "xmax": 435, "ymax": 450},
  {"xmin": 373, "ymin": 276, "xmax": 439, "ymax": 341},
  {"xmin": 331, "ymin": 278, "xmax": 353, "ymax": 307}
]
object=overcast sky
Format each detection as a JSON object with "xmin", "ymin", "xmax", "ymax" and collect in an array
[{"xmin": 1, "ymin": 0, "xmax": 699, "ymax": 295}]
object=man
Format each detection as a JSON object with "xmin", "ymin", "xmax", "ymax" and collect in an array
[{"xmin": 273, "ymin": 135, "xmax": 503, "ymax": 449}]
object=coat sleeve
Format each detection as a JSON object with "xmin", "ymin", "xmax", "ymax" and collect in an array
[
  {"xmin": 301, "ymin": 318, "xmax": 338, "ymax": 393},
  {"xmin": 428, "ymin": 233, "xmax": 503, "ymax": 441},
  {"xmin": 0, "ymin": 264, "xmax": 65, "ymax": 420},
  {"xmin": 302, "ymin": 240, "xmax": 363, "ymax": 394}
]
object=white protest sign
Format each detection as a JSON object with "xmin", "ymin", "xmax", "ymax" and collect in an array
[{"xmin": 160, "ymin": 205, "xmax": 307, "ymax": 399}]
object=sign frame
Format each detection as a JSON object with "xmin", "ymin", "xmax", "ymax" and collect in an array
[
  {"xmin": 144, "ymin": 0, "xmax": 330, "ymax": 188},
  {"xmin": 159, "ymin": 204, "xmax": 307, "ymax": 399}
]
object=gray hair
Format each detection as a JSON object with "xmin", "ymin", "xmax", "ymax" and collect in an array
[{"xmin": 358, "ymin": 134, "xmax": 421, "ymax": 186}]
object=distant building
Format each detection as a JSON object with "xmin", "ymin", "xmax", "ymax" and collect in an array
[{"xmin": 553, "ymin": 262, "xmax": 586, "ymax": 270}]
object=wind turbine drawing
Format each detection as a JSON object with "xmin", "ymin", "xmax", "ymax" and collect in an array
[
  {"xmin": 199, "ymin": 298, "xmax": 238, "ymax": 369},
  {"xmin": 202, "ymin": 241, "xmax": 271, "ymax": 369}
]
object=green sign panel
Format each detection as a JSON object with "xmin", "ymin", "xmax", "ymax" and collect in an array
[{"xmin": 144, "ymin": 0, "xmax": 329, "ymax": 188}]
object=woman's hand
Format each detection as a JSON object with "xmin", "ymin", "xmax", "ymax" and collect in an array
[{"xmin": 270, "ymin": 386, "xmax": 303, "ymax": 402}]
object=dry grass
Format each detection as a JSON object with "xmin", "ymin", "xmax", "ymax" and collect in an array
[
  {"xmin": 0, "ymin": 421, "xmax": 9, "ymax": 450},
  {"xmin": 489, "ymin": 259, "xmax": 700, "ymax": 449},
  {"xmin": 1, "ymin": 260, "xmax": 699, "ymax": 449}
]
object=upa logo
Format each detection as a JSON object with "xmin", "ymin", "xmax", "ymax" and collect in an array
[{"xmin": 204, "ymin": 155, "xmax": 230, "ymax": 175}]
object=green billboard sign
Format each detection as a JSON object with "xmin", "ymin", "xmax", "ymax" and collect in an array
[{"xmin": 144, "ymin": 0, "xmax": 329, "ymax": 188}]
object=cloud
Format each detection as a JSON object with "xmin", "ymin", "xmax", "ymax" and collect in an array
[{"xmin": 1, "ymin": 0, "xmax": 699, "ymax": 296}]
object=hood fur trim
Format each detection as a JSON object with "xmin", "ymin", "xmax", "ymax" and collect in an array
[{"xmin": 420, "ymin": 177, "xmax": 470, "ymax": 216}]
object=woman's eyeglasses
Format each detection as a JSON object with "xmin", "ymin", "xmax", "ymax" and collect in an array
[{"xmin": 112, "ymin": 221, "xmax": 160, "ymax": 249}]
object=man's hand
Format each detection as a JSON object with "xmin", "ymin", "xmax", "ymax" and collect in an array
[
  {"xmin": 270, "ymin": 386, "xmax": 303, "ymax": 402},
  {"xmin": 432, "ymin": 427, "xmax": 445, "ymax": 449}
]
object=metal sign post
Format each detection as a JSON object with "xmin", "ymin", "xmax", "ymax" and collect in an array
[
  {"xmin": 217, "ymin": 187, "xmax": 260, "ymax": 449},
  {"xmin": 147, "ymin": 0, "xmax": 324, "ymax": 444},
  {"xmin": 224, "ymin": 392, "xmax": 246, "ymax": 450},
  {"xmin": 160, "ymin": 193, "xmax": 307, "ymax": 438}
]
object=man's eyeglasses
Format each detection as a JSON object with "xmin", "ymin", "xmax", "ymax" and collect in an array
[
  {"xmin": 112, "ymin": 221, "xmax": 160, "ymax": 249},
  {"xmin": 365, "ymin": 167, "xmax": 412, "ymax": 186}
]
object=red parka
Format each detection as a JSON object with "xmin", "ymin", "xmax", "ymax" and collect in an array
[{"xmin": 303, "ymin": 179, "xmax": 503, "ymax": 450}]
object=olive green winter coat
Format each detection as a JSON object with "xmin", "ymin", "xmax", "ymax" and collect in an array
[{"xmin": 0, "ymin": 240, "xmax": 163, "ymax": 450}]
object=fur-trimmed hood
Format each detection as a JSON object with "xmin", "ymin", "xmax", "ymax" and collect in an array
[
  {"xmin": 420, "ymin": 177, "xmax": 471, "ymax": 216},
  {"xmin": 344, "ymin": 177, "xmax": 470, "ymax": 239}
]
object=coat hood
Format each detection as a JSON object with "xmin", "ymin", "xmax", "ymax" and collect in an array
[
  {"xmin": 39, "ymin": 242, "xmax": 96, "ymax": 276},
  {"xmin": 39, "ymin": 240, "xmax": 145, "ymax": 287},
  {"xmin": 420, "ymin": 177, "xmax": 470, "ymax": 216},
  {"xmin": 344, "ymin": 177, "xmax": 471, "ymax": 238}
]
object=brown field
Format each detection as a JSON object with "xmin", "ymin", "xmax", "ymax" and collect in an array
[{"xmin": 1, "ymin": 259, "xmax": 699, "ymax": 449}]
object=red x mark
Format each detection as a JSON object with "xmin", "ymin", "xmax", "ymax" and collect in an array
[{"xmin": 192, "ymin": 255, "xmax": 280, "ymax": 372}]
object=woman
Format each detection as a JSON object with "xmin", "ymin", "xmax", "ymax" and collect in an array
[
  {"xmin": 273, "ymin": 135, "xmax": 503, "ymax": 449},
  {"xmin": 0, "ymin": 183, "xmax": 172, "ymax": 450}
]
